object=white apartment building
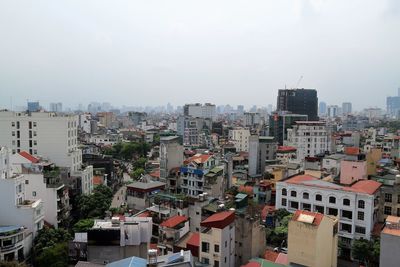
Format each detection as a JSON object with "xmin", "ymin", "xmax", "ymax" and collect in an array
[
  {"xmin": 0, "ymin": 111, "xmax": 82, "ymax": 172},
  {"xmin": 200, "ymin": 211, "xmax": 235, "ymax": 267},
  {"xmin": 184, "ymin": 103, "xmax": 216, "ymax": 121},
  {"xmin": 10, "ymin": 152, "xmax": 70, "ymax": 228},
  {"xmin": 285, "ymin": 121, "xmax": 330, "ymax": 160},
  {"xmin": 229, "ymin": 127, "xmax": 250, "ymax": 152},
  {"xmin": 0, "ymin": 225, "xmax": 31, "ymax": 262},
  {"xmin": 276, "ymin": 174, "xmax": 381, "ymax": 245},
  {"xmin": 0, "ymin": 147, "xmax": 45, "ymax": 238}
]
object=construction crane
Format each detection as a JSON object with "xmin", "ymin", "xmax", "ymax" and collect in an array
[{"xmin": 294, "ymin": 75, "xmax": 303, "ymax": 89}]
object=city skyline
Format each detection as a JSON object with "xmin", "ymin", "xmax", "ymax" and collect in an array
[{"xmin": 1, "ymin": 0, "xmax": 400, "ymax": 110}]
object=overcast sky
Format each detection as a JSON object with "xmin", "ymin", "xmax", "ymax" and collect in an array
[{"xmin": 0, "ymin": 0, "xmax": 399, "ymax": 111}]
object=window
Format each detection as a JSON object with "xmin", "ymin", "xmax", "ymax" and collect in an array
[
  {"xmin": 355, "ymin": 226, "xmax": 366, "ymax": 234},
  {"xmin": 385, "ymin": 193, "xmax": 392, "ymax": 203},
  {"xmin": 357, "ymin": 211, "xmax": 364, "ymax": 221},
  {"xmin": 34, "ymin": 140, "xmax": 37, "ymax": 146},
  {"xmin": 25, "ymin": 180, "xmax": 29, "ymax": 185},
  {"xmin": 302, "ymin": 203, "xmax": 311, "ymax": 211},
  {"xmin": 329, "ymin": 196, "xmax": 336, "ymax": 204},
  {"xmin": 214, "ymin": 261, "xmax": 219, "ymax": 267},
  {"xmin": 290, "ymin": 201, "xmax": 299, "ymax": 209},
  {"xmin": 282, "ymin": 188, "xmax": 287, "ymax": 196},
  {"xmin": 16, "ymin": 121, "xmax": 20, "ymax": 129},
  {"xmin": 33, "ymin": 122, "xmax": 37, "ymax": 127},
  {"xmin": 12, "ymin": 122, "xmax": 15, "ymax": 127},
  {"xmin": 29, "ymin": 121, "xmax": 32, "ymax": 129},
  {"xmin": 358, "ymin": 200, "xmax": 365, "ymax": 209},
  {"xmin": 291, "ymin": 190, "xmax": 297, "ymax": 197},
  {"xmin": 342, "ymin": 210, "xmax": 353, "ymax": 220},
  {"xmin": 33, "ymin": 131, "xmax": 37, "ymax": 137},
  {"xmin": 340, "ymin": 223, "xmax": 352, "ymax": 233},
  {"xmin": 32, "ymin": 191, "xmax": 36, "ymax": 197},
  {"xmin": 201, "ymin": 242, "xmax": 209, "ymax": 253},
  {"xmin": 343, "ymin": 198, "xmax": 350, "ymax": 206},
  {"xmin": 12, "ymin": 131, "xmax": 15, "ymax": 136},
  {"xmin": 214, "ymin": 244, "xmax": 219, "ymax": 253},
  {"xmin": 225, "ymin": 241, "xmax": 227, "ymax": 247},
  {"xmin": 315, "ymin": 194, "xmax": 322, "ymax": 201},
  {"xmin": 281, "ymin": 198, "xmax": 287, "ymax": 206},
  {"xmin": 398, "ymin": 195, "xmax": 400, "ymax": 204},
  {"xmin": 328, "ymin": 208, "xmax": 338, "ymax": 216},
  {"xmin": 202, "ymin": 258, "xmax": 209, "ymax": 264},
  {"xmin": 314, "ymin": 205, "xmax": 324, "ymax": 213},
  {"xmin": 384, "ymin": 206, "xmax": 392, "ymax": 215},
  {"xmin": 303, "ymin": 192, "xmax": 309, "ymax": 199}
]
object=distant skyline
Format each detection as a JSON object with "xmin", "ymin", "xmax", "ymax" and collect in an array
[{"xmin": 1, "ymin": 0, "xmax": 400, "ymax": 110}]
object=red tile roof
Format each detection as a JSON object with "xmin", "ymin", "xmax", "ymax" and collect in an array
[
  {"xmin": 264, "ymin": 250, "xmax": 279, "ymax": 262},
  {"xmin": 186, "ymin": 232, "xmax": 200, "ymax": 247},
  {"xmin": 292, "ymin": 210, "xmax": 324, "ymax": 226},
  {"xmin": 277, "ymin": 146, "xmax": 297, "ymax": 152},
  {"xmin": 186, "ymin": 154, "xmax": 212, "ymax": 164},
  {"xmin": 345, "ymin": 147, "xmax": 360, "ymax": 155},
  {"xmin": 201, "ymin": 211, "xmax": 235, "ymax": 229},
  {"xmin": 286, "ymin": 174, "xmax": 317, "ymax": 184},
  {"xmin": 345, "ymin": 180, "xmax": 382, "ymax": 194},
  {"xmin": 160, "ymin": 215, "xmax": 188, "ymax": 228},
  {"xmin": 275, "ymin": 253, "xmax": 288, "ymax": 264},
  {"xmin": 19, "ymin": 151, "xmax": 39, "ymax": 163}
]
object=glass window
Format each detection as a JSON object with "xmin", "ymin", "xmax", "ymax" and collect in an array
[
  {"xmin": 303, "ymin": 192, "xmax": 309, "ymax": 199},
  {"xmin": 214, "ymin": 244, "xmax": 219, "ymax": 253},
  {"xmin": 282, "ymin": 188, "xmax": 287, "ymax": 196},
  {"xmin": 355, "ymin": 226, "xmax": 366, "ymax": 234},
  {"xmin": 385, "ymin": 193, "xmax": 393, "ymax": 203},
  {"xmin": 343, "ymin": 198, "xmax": 350, "ymax": 206},
  {"xmin": 291, "ymin": 190, "xmax": 297, "ymax": 197},
  {"xmin": 329, "ymin": 196, "xmax": 336, "ymax": 204},
  {"xmin": 357, "ymin": 211, "xmax": 364, "ymax": 221},
  {"xmin": 384, "ymin": 206, "xmax": 392, "ymax": 215},
  {"xmin": 358, "ymin": 200, "xmax": 365, "ymax": 209},
  {"xmin": 281, "ymin": 198, "xmax": 287, "ymax": 207},
  {"xmin": 201, "ymin": 242, "xmax": 209, "ymax": 253},
  {"xmin": 315, "ymin": 194, "xmax": 322, "ymax": 201}
]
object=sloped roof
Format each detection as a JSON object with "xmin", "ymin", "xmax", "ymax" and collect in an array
[
  {"xmin": 19, "ymin": 151, "xmax": 39, "ymax": 163},
  {"xmin": 201, "ymin": 211, "xmax": 235, "ymax": 229},
  {"xmin": 160, "ymin": 215, "xmax": 188, "ymax": 228},
  {"xmin": 186, "ymin": 232, "xmax": 200, "ymax": 247}
]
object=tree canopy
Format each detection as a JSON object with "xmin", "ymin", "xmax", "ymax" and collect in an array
[
  {"xmin": 352, "ymin": 238, "xmax": 380, "ymax": 267},
  {"xmin": 103, "ymin": 141, "xmax": 150, "ymax": 160},
  {"xmin": 72, "ymin": 219, "xmax": 95, "ymax": 233},
  {"xmin": 76, "ymin": 184, "xmax": 113, "ymax": 219}
]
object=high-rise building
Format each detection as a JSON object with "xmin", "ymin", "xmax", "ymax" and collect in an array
[
  {"xmin": 269, "ymin": 112, "xmax": 308, "ymax": 145},
  {"xmin": 277, "ymin": 89, "xmax": 318, "ymax": 120},
  {"xmin": 248, "ymin": 136, "xmax": 277, "ymax": 177},
  {"xmin": 327, "ymin": 105, "xmax": 339, "ymax": 118},
  {"xmin": 285, "ymin": 121, "xmax": 330, "ymax": 159},
  {"xmin": 183, "ymin": 103, "xmax": 216, "ymax": 121},
  {"xmin": 319, "ymin": 101, "xmax": 327, "ymax": 116},
  {"xmin": 237, "ymin": 105, "xmax": 244, "ymax": 116},
  {"xmin": 27, "ymin": 102, "xmax": 40, "ymax": 112},
  {"xmin": 387, "ymin": 88, "xmax": 400, "ymax": 118},
  {"xmin": 228, "ymin": 127, "xmax": 250, "ymax": 152},
  {"xmin": 49, "ymin": 102, "xmax": 62, "ymax": 112},
  {"xmin": 342, "ymin": 102, "xmax": 352, "ymax": 115}
]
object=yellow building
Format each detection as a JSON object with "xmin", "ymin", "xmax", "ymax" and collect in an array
[
  {"xmin": 288, "ymin": 210, "xmax": 338, "ymax": 267},
  {"xmin": 366, "ymin": 148, "xmax": 382, "ymax": 176}
]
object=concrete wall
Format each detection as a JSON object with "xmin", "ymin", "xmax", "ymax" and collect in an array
[{"xmin": 380, "ymin": 232, "xmax": 400, "ymax": 267}]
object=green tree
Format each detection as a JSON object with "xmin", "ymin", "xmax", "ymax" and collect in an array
[
  {"xmin": 267, "ymin": 212, "xmax": 292, "ymax": 247},
  {"xmin": 77, "ymin": 185, "xmax": 113, "ymax": 219},
  {"xmin": 33, "ymin": 227, "xmax": 71, "ymax": 267},
  {"xmin": 352, "ymin": 238, "xmax": 380, "ymax": 267},
  {"xmin": 130, "ymin": 168, "xmax": 145, "ymax": 179},
  {"xmin": 73, "ymin": 219, "xmax": 94, "ymax": 233},
  {"xmin": 36, "ymin": 243, "xmax": 69, "ymax": 267},
  {"xmin": 133, "ymin": 157, "xmax": 147, "ymax": 169}
]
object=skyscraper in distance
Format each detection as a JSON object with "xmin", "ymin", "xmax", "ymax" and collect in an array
[{"xmin": 277, "ymin": 88, "xmax": 318, "ymax": 120}]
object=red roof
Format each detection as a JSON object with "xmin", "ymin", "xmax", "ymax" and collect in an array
[
  {"xmin": 201, "ymin": 211, "xmax": 235, "ymax": 229},
  {"xmin": 261, "ymin": 205, "xmax": 276, "ymax": 221},
  {"xmin": 292, "ymin": 210, "xmax": 324, "ymax": 226},
  {"xmin": 19, "ymin": 151, "xmax": 39, "ymax": 163},
  {"xmin": 149, "ymin": 169, "xmax": 160, "ymax": 178},
  {"xmin": 241, "ymin": 263, "xmax": 260, "ymax": 267},
  {"xmin": 239, "ymin": 185, "xmax": 254, "ymax": 195},
  {"xmin": 160, "ymin": 215, "xmax": 188, "ymax": 228},
  {"xmin": 345, "ymin": 147, "xmax": 360, "ymax": 156},
  {"xmin": 264, "ymin": 250, "xmax": 279, "ymax": 262},
  {"xmin": 277, "ymin": 146, "xmax": 297, "ymax": 152},
  {"xmin": 186, "ymin": 232, "xmax": 200, "ymax": 247},
  {"xmin": 93, "ymin": 176, "xmax": 103, "ymax": 185},
  {"xmin": 275, "ymin": 253, "xmax": 288, "ymax": 264},
  {"xmin": 345, "ymin": 180, "xmax": 382, "ymax": 194},
  {"xmin": 186, "ymin": 154, "xmax": 212, "ymax": 164},
  {"xmin": 286, "ymin": 174, "xmax": 317, "ymax": 184}
]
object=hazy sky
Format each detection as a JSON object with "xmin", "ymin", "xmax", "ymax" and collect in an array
[{"xmin": 1, "ymin": 0, "xmax": 400, "ymax": 111}]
